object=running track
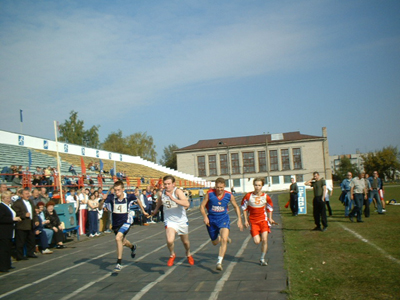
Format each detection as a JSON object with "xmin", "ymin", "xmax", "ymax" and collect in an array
[{"xmin": 0, "ymin": 194, "xmax": 287, "ymax": 300}]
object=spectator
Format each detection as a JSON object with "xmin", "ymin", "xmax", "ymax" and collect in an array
[
  {"xmin": 87, "ymin": 193, "xmax": 100, "ymax": 237},
  {"xmin": 368, "ymin": 171, "xmax": 385, "ymax": 214},
  {"xmin": 36, "ymin": 202, "xmax": 54, "ymax": 247},
  {"xmin": 99, "ymin": 188, "xmax": 112, "ymax": 233},
  {"xmin": 38, "ymin": 187, "xmax": 50, "ymax": 204},
  {"xmin": 0, "ymin": 183, "xmax": 9, "ymax": 202},
  {"xmin": 33, "ymin": 206, "xmax": 53, "ymax": 254},
  {"xmin": 69, "ymin": 164, "xmax": 77, "ymax": 176},
  {"xmin": 305, "ymin": 172, "xmax": 328, "ymax": 232},
  {"xmin": 0, "ymin": 191, "xmax": 22, "ymax": 272},
  {"xmin": 44, "ymin": 201, "xmax": 65, "ymax": 249},
  {"xmin": 1, "ymin": 166, "xmax": 12, "ymax": 182},
  {"xmin": 289, "ymin": 177, "xmax": 299, "ymax": 216},
  {"xmin": 340, "ymin": 172, "xmax": 353, "ymax": 217},
  {"xmin": 77, "ymin": 189, "xmax": 88, "ymax": 235},
  {"xmin": 325, "ymin": 181, "xmax": 333, "ymax": 217},
  {"xmin": 30, "ymin": 188, "xmax": 41, "ymax": 206},
  {"xmin": 140, "ymin": 189, "xmax": 149, "ymax": 226},
  {"xmin": 12, "ymin": 188, "xmax": 39, "ymax": 260},
  {"xmin": 12, "ymin": 173, "xmax": 22, "ymax": 187}
]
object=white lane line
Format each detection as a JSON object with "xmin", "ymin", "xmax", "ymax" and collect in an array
[
  {"xmin": 339, "ymin": 223, "xmax": 400, "ymax": 265},
  {"xmin": 0, "ymin": 252, "xmax": 110, "ymax": 299},
  {"xmin": 131, "ymin": 238, "xmax": 211, "ymax": 300},
  {"xmin": 208, "ymin": 235, "xmax": 252, "ymax": 300}
]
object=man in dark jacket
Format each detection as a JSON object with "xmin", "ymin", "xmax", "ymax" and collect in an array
[
  {"xmin": 11, "ymin": 188, "xmax": 39, "ymax": 260},
  {"xmin": 289, "ymin": 177, "xmax": 299, "ymax": 216}
]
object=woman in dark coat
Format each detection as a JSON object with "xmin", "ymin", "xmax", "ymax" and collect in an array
[
  {"xmin": 44, "ymin": 201, "xmax": 65, "ymax": 249},
  {"xmin": 0, "ymin": 191, "xmax": 21, "ymax": 272}
]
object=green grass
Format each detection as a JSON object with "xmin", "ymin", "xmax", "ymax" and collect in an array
[{"xmin": 279, "ymin": 185, "xmax": 400, "ymax": 300}]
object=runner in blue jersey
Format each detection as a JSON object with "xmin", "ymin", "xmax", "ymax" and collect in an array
[
  {"xmin": 104, "ymin": 180, "xmax": 147, "ymax": 272},
  {"xmin": 200, "ymin": 177, "xmax": 243, "ymax": 271}
]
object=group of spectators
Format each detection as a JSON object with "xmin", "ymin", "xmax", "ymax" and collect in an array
[
  {"xmin": 0, "ymin": 184, "xmax": 66, "ymax": 273},
  {"xmin": 340, "ymin": 170, "xmax": 386, "ymax": 223}
]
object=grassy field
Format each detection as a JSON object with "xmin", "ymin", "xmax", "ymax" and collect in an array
[{"xmin": 278, "ymin": 185, "xmax": 400, "ymax": 300}]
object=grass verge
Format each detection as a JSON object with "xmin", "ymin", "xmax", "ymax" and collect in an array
[{"xmin": 279, "ymin": 185, "xmax": 400, "ymax": 300}]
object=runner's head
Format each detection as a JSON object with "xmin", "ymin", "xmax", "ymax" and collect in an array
[
  {"xmin": 114, "ymin": 180, "xmax": 125, "ymax": 199},
  {"xmin": 253, "ymin": 177, "xmax": 264, "ymax": 193},
  {"xmin": 215, "ymin": 177, "xmax": 226, "ymax": 196},
  {"xmin": 163, "ymin": 175, "xmax": 176, "ymax": 192}
]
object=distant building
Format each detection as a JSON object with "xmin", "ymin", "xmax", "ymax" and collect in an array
[
  {"xmin": 175, "ymin": 127, "xmax": 332, "ymax": 192},
  {"xmin": 330, "ymin": 152, "xmax": 365, "ymax": 174}
]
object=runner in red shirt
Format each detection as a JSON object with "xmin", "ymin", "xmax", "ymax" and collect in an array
[{"xmin": 241, "ymin": 177, "xmax": 275, "ymax": 266}]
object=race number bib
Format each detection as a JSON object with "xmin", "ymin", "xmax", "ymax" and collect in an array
[{"xmin": 113, "ymin": 203, "xmax": 127, "ymax": 214}]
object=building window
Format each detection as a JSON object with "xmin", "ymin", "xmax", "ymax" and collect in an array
[
  {"xmin": 293, "ymin": 148, "xmax": 302, "ymax": 170},
  {"xmin": 258, "ymin": 151, "xmax": 267, "ymax": 172},
  {"xmin": 284, "ymin": 175, "xmax": 292, "ymax": 183},
  {"xmin": 231, "ymin": 153, "xmax": 240, "ymax": 174},
  {"xmin": 272, "ymin": 176, "xmax": 280, "ymax": 184},
  {"xmin": 264, "ymin": 177, "xmax": 269, "ymax": 185},
  {"xmin": 209, "ymin": 155, "xmax": 217, "ymax": 176},
  {"xmin": 233, "ymin": 178, "xmax": 241, "ymax": 187},
  {"xmin": 269, "ymin": 150, "xmax": 278, "ymax": 171},
  {"xmin": 281, "ymin": 149, "xmax": 290, "ymax": 170},
  {"xmin": 296, "ymin": 174, "xmax": 304, "ymax": 182},
  {"xmin": 243, "ymin": 152, "xmax": 255, "ymax": 173},
  {"xmin": 198, "ymin": 156, "xmax": 206, "ymax": 177},
  {"xmin": 220, "ymin": 154, "xmax": 228, "ymax": 175}
]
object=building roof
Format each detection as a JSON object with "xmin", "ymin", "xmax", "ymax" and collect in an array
[{"xmin": 176, "ymin": 131, "xmax": 324, "ymax": 152}]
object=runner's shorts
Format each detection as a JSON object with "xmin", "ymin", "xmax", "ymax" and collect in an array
[
  {"xmin": 207, "ymin": 214, "xmax": 230, "ymax": 241},
  {"xmin": 164, "ymin": 220, "xmax": 189, "ymax": 235},
  {"xmin": 113, "ymin": 223, "xmax": 131, "ymax": 236},
  {"xmin": 250, "ymin": 220, "xmax": 270, "ymax": 237}
]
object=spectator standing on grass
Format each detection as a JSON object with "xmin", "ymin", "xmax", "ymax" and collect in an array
[
  {"xmin": 305, "ymin": 172, "xmax": 328, "ymax": 232},
  {"xmin": 363, "ymin": 174, "xmax": 372, "ymax": 217},
  {"xmin": 289, "ymin": 177, "xmax": 299, "ymax": 216},
  {"xmin": 349, "ymin": 172, "xmax": 367, "ymax": 223},
  {"xmin": 340, "ymin": 172, "xmax": 353, "ymax": 217},
  {"xmin": 368, "ymin": 171, "xmax": 384, "ymax": 214},
  {"xmin": 325, "ymin": 181, "xmax": 333, "ymax": 217}
]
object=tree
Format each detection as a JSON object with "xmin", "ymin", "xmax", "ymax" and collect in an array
[
  {"xmin": 101, "ymin": 130, "xmax": 157, "ymax": 162},
  {"xmin": 58, "ymin": 110, "xmax": 100, "ymax": 148},
  {"xmin": 159, "ymin": 144, "xmax": 179, "ymax": 170},
  {"xmin": 361, "ymin": 146, "xmax": 400, "ymax": 180},
  {"xmin": 333, "ymin": 156, "xmax": 359, "ymax": 182}
]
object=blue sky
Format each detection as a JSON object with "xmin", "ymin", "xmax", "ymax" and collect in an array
[{"xmin": 1, "ymin": 0, "xmax": 399, "ymax": 161}]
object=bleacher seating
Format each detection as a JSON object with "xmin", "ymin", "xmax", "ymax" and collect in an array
[{"xmin": 0, "ymin": 143, "xmax": 204, "ymax": 191}]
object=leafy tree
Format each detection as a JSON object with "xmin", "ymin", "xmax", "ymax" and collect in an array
[
  {"xmin": 361, "ymin": 146, "xmax": 400, "ymax": 180},
  {"xmin": 333, "ymin": 156, "xmax": 359, "ymax": 182},
  {"xmin": 101, "ymin": 130, "xmax": 157, "ymax": 162},
  {"xmin": 58, "ymin": 110, "xmax": 100, "ymax": 148},
  {"xmin": 159, "ymin": 144, "xmax": 178, "ymax": 170}
]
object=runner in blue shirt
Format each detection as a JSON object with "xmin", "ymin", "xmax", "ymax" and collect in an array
[
  {"xmin": 104, "ymin": 180, "xmax": 147, "ymax": 272},
  {"xmin": 200, "ymin": 177, "xmax": 243, "ymax": 271}
]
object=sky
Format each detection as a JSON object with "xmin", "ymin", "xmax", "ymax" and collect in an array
[{"xmin": 1, "ymin": 0, "xmax": 399, "ymax": 161}]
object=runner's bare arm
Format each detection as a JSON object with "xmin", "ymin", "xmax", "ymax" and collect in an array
[
  {"xmin": 200, "ymin": 193, "xmax": 210, "ymax": 226},
  {"xmin": 230, "ymin": 195, "xmax": 243, "ymax": 231}
]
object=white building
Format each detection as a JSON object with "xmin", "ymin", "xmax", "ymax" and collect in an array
[{"xmin": 176, "ymin": 127, "xmax": 332, "ymax": 193}]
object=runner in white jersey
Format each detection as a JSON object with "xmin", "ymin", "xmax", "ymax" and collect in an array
[{"xmin": 151, "ymin": 175, "xmax": 194, "ymax": 267}]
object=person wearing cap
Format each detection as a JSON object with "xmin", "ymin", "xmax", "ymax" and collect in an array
[{"xmin": 44, "ymin": 201, "xmax": 65, "ymax": 249}]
